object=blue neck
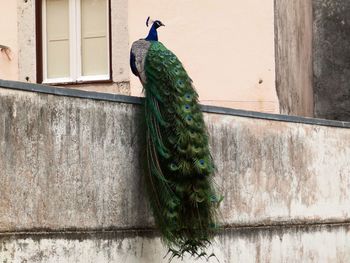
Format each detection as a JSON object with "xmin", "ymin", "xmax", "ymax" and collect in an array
[{"xmin": 145, "ymin": 24, "xmax": 158, "ymax": 41}]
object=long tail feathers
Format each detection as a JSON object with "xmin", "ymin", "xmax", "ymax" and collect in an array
[{"xmin": 143, "ymin": 41, "xmax": 222, "ymax": 259}]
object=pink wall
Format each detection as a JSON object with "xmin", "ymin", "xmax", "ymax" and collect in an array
[
  {"xmin": 0, "ymin": 0, "xmax": 18, "ymax": 80},
  {"xmin": 0, "ymin": 0, "xmax": 280, "ymax": 113},
  {"xmin": 129, "ymin": 0, "xmax": 279, "ymax": 113}
]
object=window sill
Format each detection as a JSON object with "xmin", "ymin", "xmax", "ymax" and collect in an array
[{"xmin": 41, "ymin": 77, "xmax": 113, "ymax": 86}]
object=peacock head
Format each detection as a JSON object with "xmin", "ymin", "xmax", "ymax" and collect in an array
[
  {"xmin": 146, "ymin": 17, "xmax": 165, "ymax": 29},
  {"xmin": 145, "ymin": 17, "xmax": 165, "ymax": 41}
]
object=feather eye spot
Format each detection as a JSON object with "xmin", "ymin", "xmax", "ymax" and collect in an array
[
  {"xmin": 184, "ymin": 93, "xmax": 192, "ymax": 100},
  {"xmin": 185, "ymin": 104, "xmax": 190, "ymax": 110},
  {"xmin": 186, "ymin": 115, "xmax": 192, "ymax": 121},
  {"xmin": 199, "ymin": 159, "xmax": 205, "ymax": 166},
  {"xmin": 170, "ymin": 162, "xmax": 179, "ymax": 171},
  {"xmin": 177, "ymin": 80, "xmax": 185, "ymax": 88}
]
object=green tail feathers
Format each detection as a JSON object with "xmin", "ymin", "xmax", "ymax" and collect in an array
[{"xmin": 143, "ymin": 41, "xmax": 222, "ymax": 259}]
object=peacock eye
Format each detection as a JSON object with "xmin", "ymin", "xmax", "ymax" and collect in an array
[{"xmin": 177, "ymin": 80, "xmax": 184, "ymax": 87}]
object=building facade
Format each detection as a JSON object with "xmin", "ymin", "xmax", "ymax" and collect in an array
[{"xmin": 0, "ymin": 0, "xmax": 315, "ymax": 116}]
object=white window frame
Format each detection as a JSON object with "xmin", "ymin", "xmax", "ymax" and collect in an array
[{"xmin": 42, "ymin": 0, "xmax": 110, "ymax": 84}]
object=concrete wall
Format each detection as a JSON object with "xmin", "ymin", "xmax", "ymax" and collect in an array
[
  {"xmin": 0, "ymin": 81, "xmax": 350, "ymax": 262},
  {"xmin": 2, "ymin": 226, "xmax": 350, "ymax": 262},
  {"xmin": 0, "ymin": 0, "xmax": 18, "ymax": 80},
  {"xmin": 274, "ymin": 0, "xmax": 314, "ymax": 117},
  {"xmin": 313, "ymin": 0, "xmax": 350, "ymax": 121}
]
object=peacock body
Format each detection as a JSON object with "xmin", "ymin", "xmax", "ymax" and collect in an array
[{"xmin": 130, "ymin": 18, "xmax": 221, "ymax": 259}]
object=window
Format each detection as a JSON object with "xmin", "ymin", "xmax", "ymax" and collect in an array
[{"xmin": 39, "ymin": 0, "xmax": 110, "ymax": 84}]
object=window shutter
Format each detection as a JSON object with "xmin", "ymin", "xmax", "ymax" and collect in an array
[
  {"xmin": 46, "ymin": 0, "xmax": 70, "ymax": 79},
  {"xmin": 81, "ymin": 0, "xmax": 108, "ymax": 77}
]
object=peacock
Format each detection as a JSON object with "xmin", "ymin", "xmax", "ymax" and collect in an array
[{"xmin": 130, "ymin": 17, "xmax": 221, "ymax": 260}]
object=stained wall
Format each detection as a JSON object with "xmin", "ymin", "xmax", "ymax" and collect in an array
[
  {"xmin": 1, "ymin": 81, "xmax": 350, "ymax": 262},
  {"xmin": 313, "ymin": 0, "xmax": 350, "ymax": 121}
]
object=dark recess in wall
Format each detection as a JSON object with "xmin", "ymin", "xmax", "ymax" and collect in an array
[{"xmin": 313, "ymin": 0, "xmax": 350, "ymax": 121}]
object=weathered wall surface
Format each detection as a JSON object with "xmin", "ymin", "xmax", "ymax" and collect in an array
[
  {"xmin": 0, "ymin": 81, "xmax": 350, "ymax": 262},
  {"xmin": 313, "ymin": 0, "xmax": 350, "ymax": 121},
  {"xmin": 274, "ymin": 0, "xmax": 314, "ymax": 117},
  {"xmin": 2, "ymin": 225, "xmax": 350, "ymax": 263}
]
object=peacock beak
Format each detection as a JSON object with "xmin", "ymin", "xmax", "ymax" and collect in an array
[{"xmin": 160, "ymin": 22, "xmax": 165, "ymax": 27}]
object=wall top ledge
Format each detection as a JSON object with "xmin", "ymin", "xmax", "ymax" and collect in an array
[{"xmin": 1, "ymin": 79, "xmax": 350, "ymax": 129}]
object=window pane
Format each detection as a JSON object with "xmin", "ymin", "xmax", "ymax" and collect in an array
[
  {"xmin": 46, "ymin": 0, "xmax": 70, "ymax": 79},
  {"xmin": 81, "ymin": 0, "xmax": 108, "ymax": 76}
]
